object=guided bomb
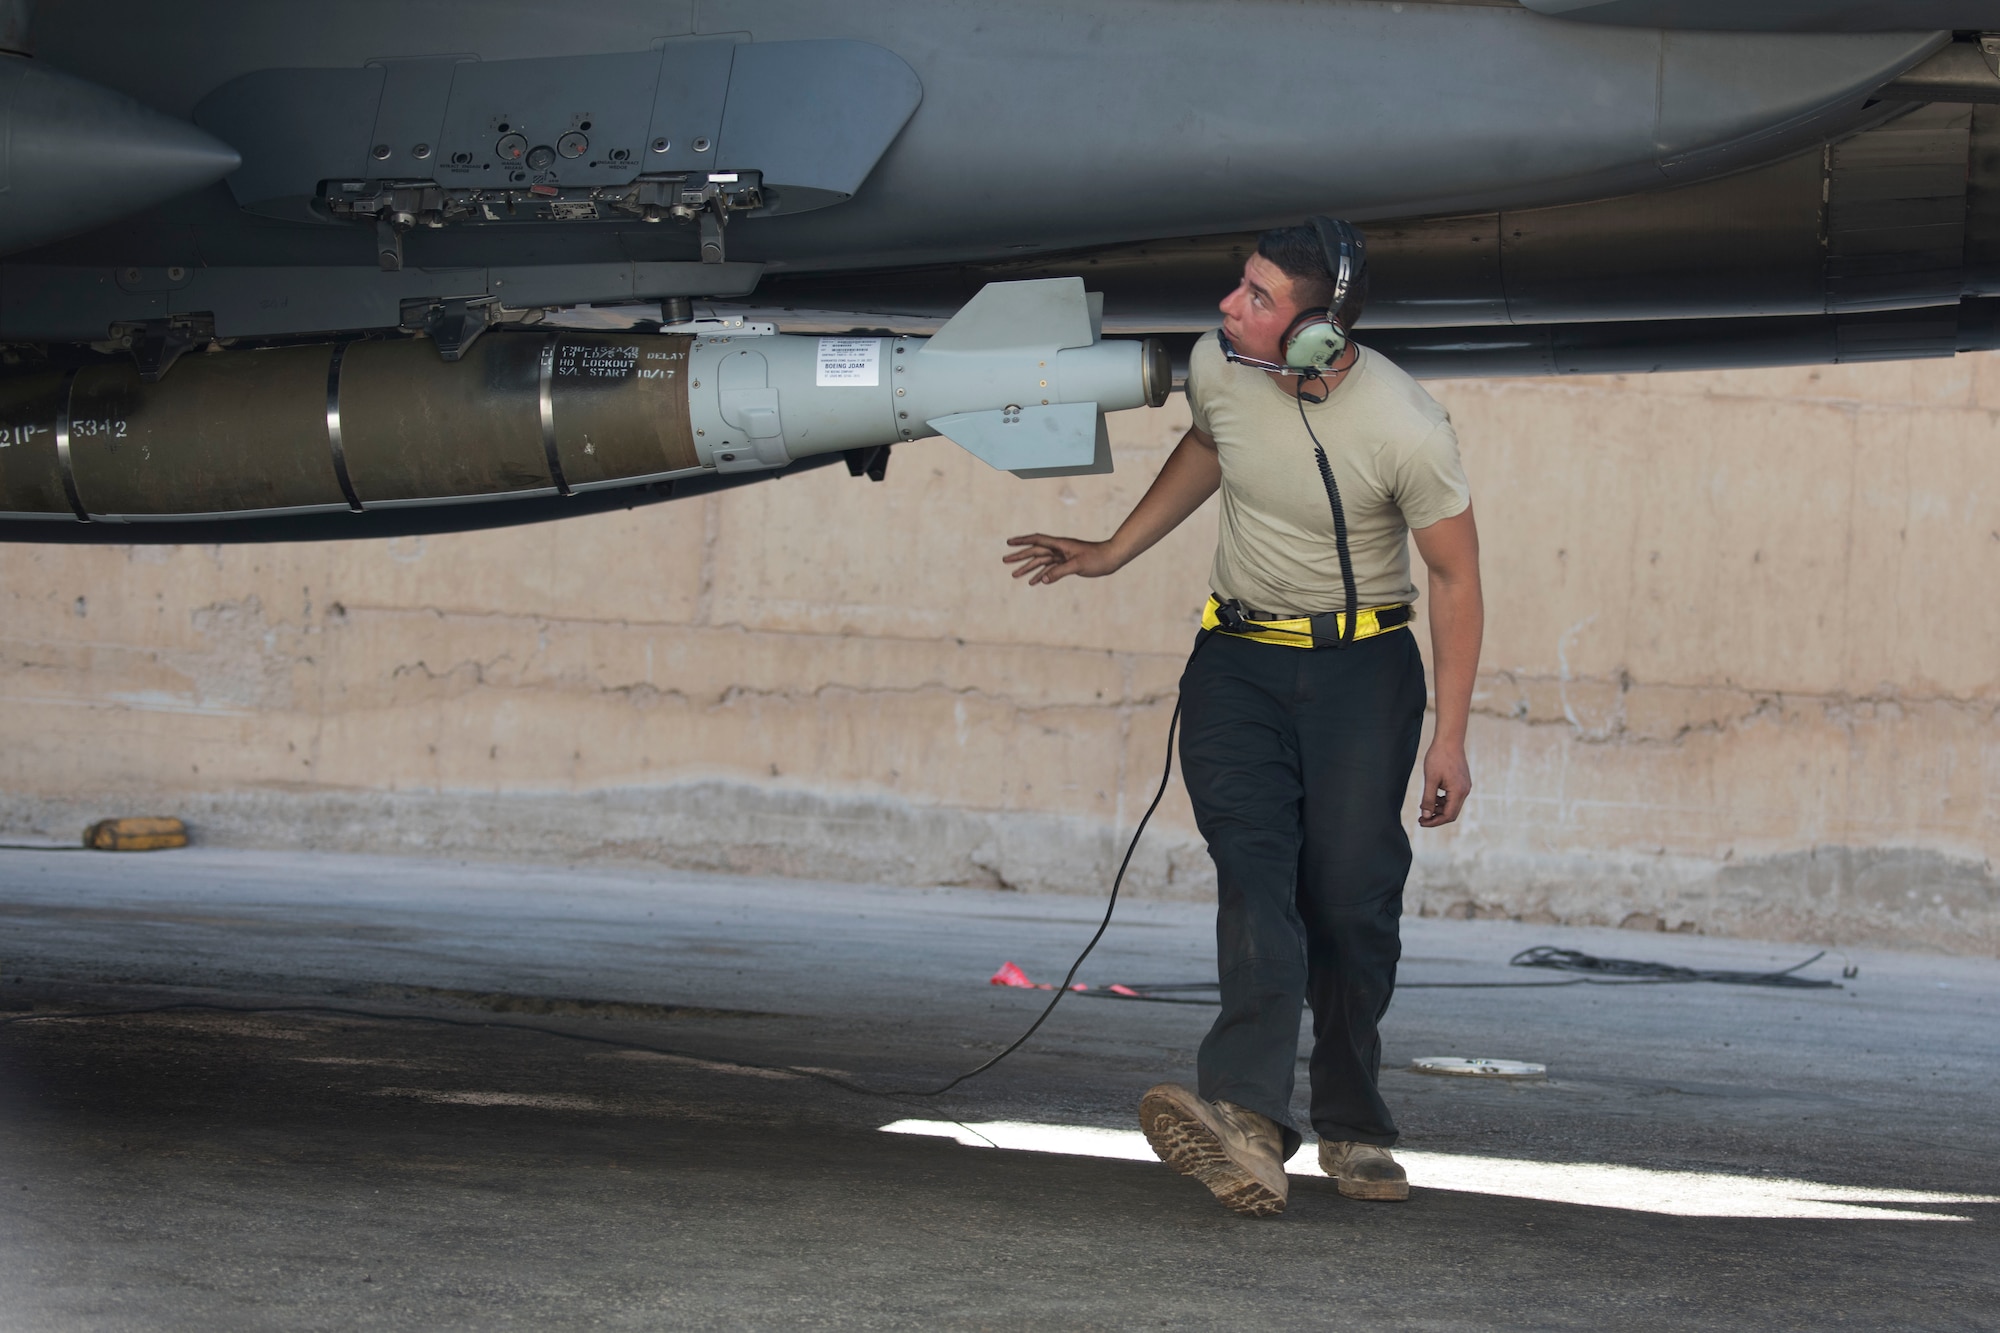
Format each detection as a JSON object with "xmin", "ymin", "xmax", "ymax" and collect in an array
[{"xmin": 0, "ymin": 279, "xmax": 1170, "ymax": 527}]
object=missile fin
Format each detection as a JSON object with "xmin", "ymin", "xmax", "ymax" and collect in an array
[
  {"xmin": 1008, "ymin": 411, "xmax": 1114, "ymax": 480},
  {"xmin": 923, "ymin": 278, "xmax": 1097, "ymax": 354},
  {"xmin": 927, "ymin": 401, "xmax": 1109, "ymax": 475}
]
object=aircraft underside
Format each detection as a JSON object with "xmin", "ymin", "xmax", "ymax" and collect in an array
[{"xmin": 3, "ymin": 0, "xmax": 1999, "ymax": 541}]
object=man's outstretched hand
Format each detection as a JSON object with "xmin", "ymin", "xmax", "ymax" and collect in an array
[
  {"xmin": 1003, "ymin": 426, "xmax": 1221, "ymax": 587},
  {"xmin": 1003, "ymin": 533, "xmax": 1122, "ymax": 585}
]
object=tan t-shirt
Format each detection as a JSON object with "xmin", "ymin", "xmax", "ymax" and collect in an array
[{"xmin": 1185, "ymin": 332, "xmax": 1469, "ymax": 615}]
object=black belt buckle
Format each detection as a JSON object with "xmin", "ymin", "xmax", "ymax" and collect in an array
[{"xmin": 1308, "ymin": 604, "xmax": 1409, "ymax": 649}]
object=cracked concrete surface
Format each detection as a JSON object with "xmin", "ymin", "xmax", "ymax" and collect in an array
[{"xmin": 3, "ymin": 357, "xmax": 1999, "ymax": 951}]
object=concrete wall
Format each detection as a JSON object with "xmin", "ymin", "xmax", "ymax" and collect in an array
[{"xmin": 3, "ymin": 353, "xmax": 1997, "ymax": 953}]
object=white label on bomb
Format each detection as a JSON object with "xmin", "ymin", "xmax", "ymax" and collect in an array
[{"xmin": 816, "ymin": 338, "xmax": 880, "ymax": 387}]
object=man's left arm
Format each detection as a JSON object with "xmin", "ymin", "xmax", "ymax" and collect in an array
[{"xmin": 1410, "ymin": 503, "xmax": 1483, "ymax": 827}]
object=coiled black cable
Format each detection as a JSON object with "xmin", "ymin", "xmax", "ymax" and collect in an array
[{"xmin": 1508, "ymin": 945, "xmax": 1843, "ymax": 989}]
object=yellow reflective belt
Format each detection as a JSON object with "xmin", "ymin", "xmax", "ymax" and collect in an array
[{"xmin": 1200, "ymin": 595, "xmax": 1411, "ymax": 649}]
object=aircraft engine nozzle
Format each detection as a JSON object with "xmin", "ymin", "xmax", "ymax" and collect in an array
[{"xmin": 0, "ymin": 280, "xmax": 1163, "ymax": 529}]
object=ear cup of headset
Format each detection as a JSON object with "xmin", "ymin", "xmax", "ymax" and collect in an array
[{"xmin": 1282, "ymin": 310, "xmax": 1349, "ymax": 370}]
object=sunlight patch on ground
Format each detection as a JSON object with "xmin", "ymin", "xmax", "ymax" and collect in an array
[{"xmin": 881, "ymin": 1119, "xmax": 1997, "ymax": 1221}]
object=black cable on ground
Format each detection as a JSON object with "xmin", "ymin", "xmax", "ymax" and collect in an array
[
  {"xmin": 1068, "ymin": 945, "xmax": 1845, "ymax": 1005},
  {"xmin": 1508, "ymin": 945, "xmax": 1843, "ymax": 989},
  {"xmin": 873, "ymin": 635, "xmax": 1212, "ymax": 1097},
  {"xmin": 1070, "ymin": 977, "xmax": 1671, "ymax": 1006},
  {"xmin": 1069, "ymin": 978, "xmax": 1654, "ymax": 1005}
]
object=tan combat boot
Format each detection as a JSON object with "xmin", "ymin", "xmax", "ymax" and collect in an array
[
  {"xmin": 1138, "ymin": 1083, "xmax": 1290, "ymax": 1217},
  {"xmin": 1318, "ymin": 1139, "xmax": 1409, "ymax": 1201}
]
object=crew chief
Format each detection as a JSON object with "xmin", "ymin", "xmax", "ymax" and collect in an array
[{"xmin": 1002, "ymin": 221, "xmax": 1484, "ymax": 1216}]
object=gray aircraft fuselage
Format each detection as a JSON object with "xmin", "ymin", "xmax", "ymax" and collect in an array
[{"xmin": 2, "ymin": 0, "xmax": 1997, "ymax": 540}]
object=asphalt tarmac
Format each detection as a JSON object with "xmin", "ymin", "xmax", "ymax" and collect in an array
[{"xmin": 0, "ymin": 847, "xmax": 1994, "ymax": 1330}]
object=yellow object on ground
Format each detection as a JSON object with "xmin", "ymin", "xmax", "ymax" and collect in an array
[{"xmin": 83, "ymin": 818, "xmax": 188, "ymax": 852}]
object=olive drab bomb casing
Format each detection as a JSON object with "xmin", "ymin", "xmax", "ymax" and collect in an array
[
  {"xmin": 0, "ymin": 335, "xmax": 700, "ymax": 522},
  {"xmin": 0, "ymin": 278, "xmax": 1168, "ymax": 527}
]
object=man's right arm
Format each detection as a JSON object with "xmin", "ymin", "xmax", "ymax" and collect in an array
[{"xmin": 1002, "ymin": 425, "xmax": 1220, "ymax": 585}]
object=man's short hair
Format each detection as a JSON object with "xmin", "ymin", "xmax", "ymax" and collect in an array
[{"xmin": 1255, "ymin": 225, "xmax": 1335, "ymax": 312}]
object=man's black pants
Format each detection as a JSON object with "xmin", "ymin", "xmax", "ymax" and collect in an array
[{"xmin": 1177, "ymin": 626, "xmax": 1426, "ymax": 1160}]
